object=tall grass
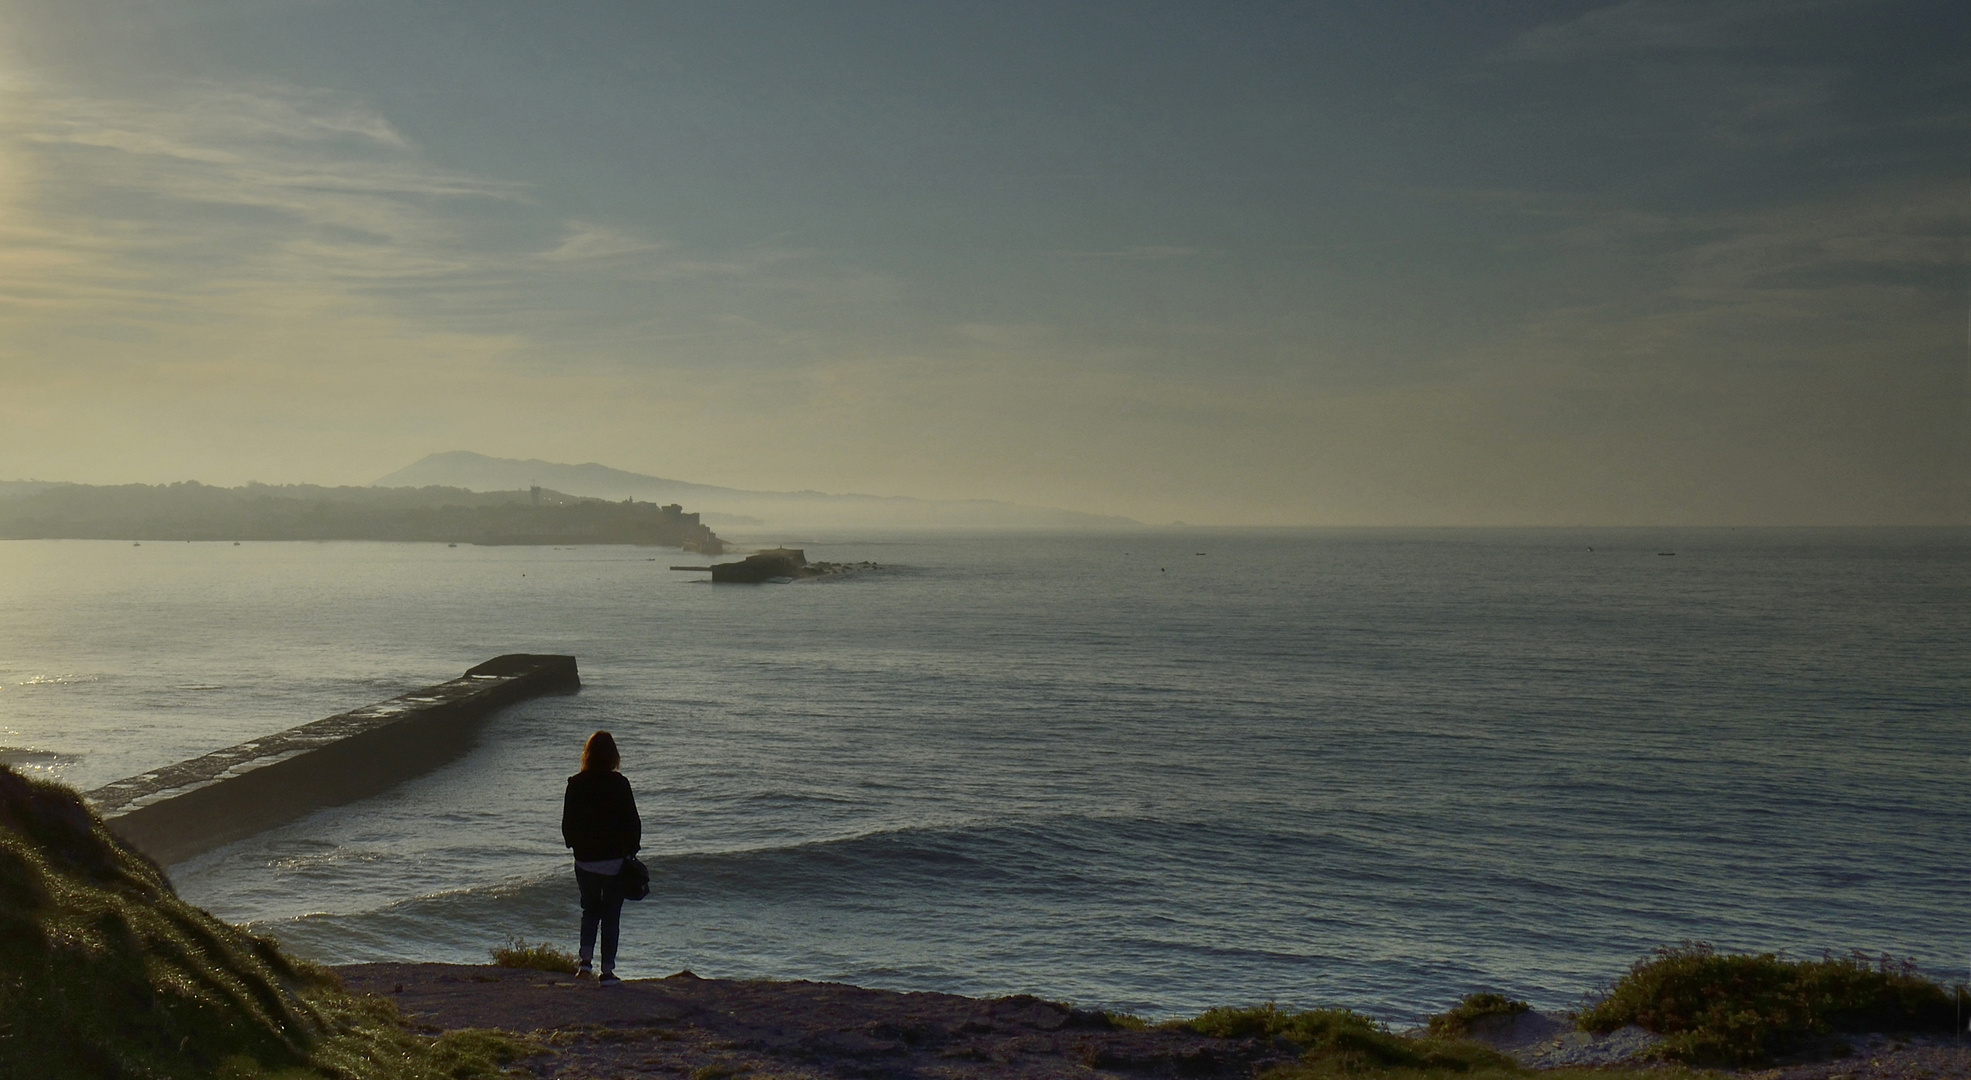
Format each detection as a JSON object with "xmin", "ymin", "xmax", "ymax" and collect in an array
[
  {"xmin": 1426, "ymin": 994, "xmax": 1529, "ymax": 1038},
  {"xmin": 491, "ymin": 937, "xmax": 579, "ymax": 974},
  {"xmin": 0, "ymin": 765, "xmax": 535, "ymax": 1079}
]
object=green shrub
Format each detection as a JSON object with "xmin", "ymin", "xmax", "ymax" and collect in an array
[
  {"xmin": 1427, "ymin": 994, "xmax": 1530, "ymax": 1038},
  {"xmin": 0, "ymin": 765, "xmax": 539, "ymax": 1079},
  {"xmin": 1099, "ymin": 1010, "xmax": 1150, "ymax": 1031},
  {"xmin": 490, "ymin": 937, "xmax": 579, "ymax": 973},
  {"xmin": 1187, "ymin": 1004, "xmax": 1723, "ymax": 1080},
  {"xmin": 1177, "ymin": 1003, "xmax": 1518, "ymax": 1075},
  {"xmin": 1579, "ymin": 942, "xmax": 1970, "ymax": 1066}
]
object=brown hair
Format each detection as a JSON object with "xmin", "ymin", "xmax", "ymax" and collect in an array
[{"xmin": 581, "ymin": 730, "xmax": 620, "ymax": 772}]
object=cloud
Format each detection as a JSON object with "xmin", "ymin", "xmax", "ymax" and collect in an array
[
  {"xmin": 1501, "ymin": 0, "xmax": 1853, "ymax": 61},
  {"xmin": 1526, "ymin": 180, "xmax": 1962, "ymax": 350},
  {"xmin": 0, "ymin": 74, "xmax": 892, "ymax": 364},
  {"xmin": 23, "ymin": 82, "xmax": 521, "ymax": 220},
  {"xmin": 0, "ymin": 77, "xmax": 529, "ymax": 332},
  {"xmin": 0, "ymin": 71, "xmax": 931, "ymax": 492},
  {"xmin": 538, "ymin": 222, "xmax": 663, "ymax": 263},
  {"xmin": 1050, "ymin": 245, "xmax": 1204, "ymax": 261},
  {"xmin": 1487, "ymin": 0, "xmax": 1941, "ymax": 155}
]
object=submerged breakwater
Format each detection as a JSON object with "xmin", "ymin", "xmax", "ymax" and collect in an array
[{"xmin": 87, "ymin": 655, "xmax": 579, "ymax": 865}]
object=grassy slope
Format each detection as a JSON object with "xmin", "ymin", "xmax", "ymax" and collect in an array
[{"xmin": 0, "ymin": 765, "xmax": 530, "ymax": 1079}]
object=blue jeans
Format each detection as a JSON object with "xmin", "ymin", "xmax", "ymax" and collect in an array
[{"xmin": 575, "ymin": 867, "xmax": 625, "ymax": 971}]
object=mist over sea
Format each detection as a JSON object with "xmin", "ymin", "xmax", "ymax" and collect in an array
[{"xmin": 0, "ymin": 530, "xmax": 1962, "ymax": 1022}]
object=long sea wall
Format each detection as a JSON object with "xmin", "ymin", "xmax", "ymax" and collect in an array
[{"xmin": 86, "ymin": 654, "xmax": 579, "ymax": 865}]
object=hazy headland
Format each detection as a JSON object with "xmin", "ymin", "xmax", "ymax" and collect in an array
[
  {"xmin": 0, "ymin": 479, "xmax": 722, "ymax": 551},
  {"xmin": 0, "ymin": 448, "xmax": 1148, "ymax": 546},
  {"xmin": 376, "ymin": 451, "xmax": 1149, "ymax": 533}
]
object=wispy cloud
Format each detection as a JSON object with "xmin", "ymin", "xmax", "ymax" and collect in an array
[
  {"xmin": 1501, "ymin": 0, "xmax": 1854, "ymax": 61},
  {"xmin": 0, "ymin": 74, "xmax": 893, "ymax": 363},
  {"xmin": 538, "ymin": 222, "xmax": 663, "ymax": 263},
  {"xmin": 1489, "ymin": 0, "xmax": 1938, "ymax": 154},
  {"xmin": 25, "ymin": 83, "xmax": 521, "ymax": 224},
  {"xmin": 0, "ymin": 77, "xmax": 527, "ymax": 327},
  {"xmin": 1531, "ymin": 181, "xmax": 1960, "ymax": 344},
  {"xmin": 1050, "ymin": 245, "xmax": 1204, "ymax": 261}
]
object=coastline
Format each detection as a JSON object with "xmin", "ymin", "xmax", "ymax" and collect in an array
[{"xmin": 6, "ymin": 752, "xmax": 1964, "ymax": 1080}]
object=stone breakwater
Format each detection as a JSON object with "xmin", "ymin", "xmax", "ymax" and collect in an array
[{"xmin": 87, "ymin": 655, "xmax": 579, "ymax": 865}]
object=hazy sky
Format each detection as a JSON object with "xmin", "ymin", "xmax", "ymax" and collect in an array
[{"xmin": 0, "ymin": 0, "xmax": 1963, "ymax": 524}]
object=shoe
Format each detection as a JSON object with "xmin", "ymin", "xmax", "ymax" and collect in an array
[
  {"xmin": 575, "ymin": 961, "xmax": 593, "ymax": 979},
  {"xmin": 598, "ymin": 971, "xmax": 621, "ymax": 986}
]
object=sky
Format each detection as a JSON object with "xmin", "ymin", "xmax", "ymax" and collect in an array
[{"xmin": 0, "ymin": 0, "xmax": 1963, "ymax": 525}]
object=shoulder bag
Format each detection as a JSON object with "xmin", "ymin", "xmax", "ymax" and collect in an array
[{"xmin": 619, "ymin": 855, "xmax": 650, "ymax": 901}]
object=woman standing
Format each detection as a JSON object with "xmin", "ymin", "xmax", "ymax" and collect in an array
[{"xmin": 561, "ymin": 730, "xmax": 641, "ymax": 983}]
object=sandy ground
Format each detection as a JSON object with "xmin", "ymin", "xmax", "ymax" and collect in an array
[{"xmin": 335, "ymin": 965, "xmax": 1971, "ymax": 1080}]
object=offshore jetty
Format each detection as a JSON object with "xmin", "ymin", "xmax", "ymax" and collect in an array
[{"xmin": 86, "ymin": 654, "xmax": 579, "ymax": 865}]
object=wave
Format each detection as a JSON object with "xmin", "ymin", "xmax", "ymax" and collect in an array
[
  {"xmin": 0, "ymin": 747, "xmax": 76, "ymax": 766},
  {"xmin": 258, "ymin": 813, "xmax": 1396, "ymax": 961},
  {"xmin": 14, "ymin": 673, "xmax": 99, "ymax": 687}
]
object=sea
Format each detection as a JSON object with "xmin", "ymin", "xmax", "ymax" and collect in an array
[{"xmin": 0, "ymin": 529, "xmax": 1963, "ymax": 1023}]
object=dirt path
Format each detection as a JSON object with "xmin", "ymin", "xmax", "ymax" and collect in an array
[{"xmin": 335, "ymin": 963, "xmax": 1298, "ymax": 1080}]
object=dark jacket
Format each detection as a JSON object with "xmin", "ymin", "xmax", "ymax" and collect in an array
[{"xmin": 562, "ymin": 770, "xmax": 641, "ymax": 862}]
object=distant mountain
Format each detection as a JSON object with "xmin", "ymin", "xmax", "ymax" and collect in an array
[{"xmin": 374, "ymin": 452, "xmax": 1142, "ymax": 533}]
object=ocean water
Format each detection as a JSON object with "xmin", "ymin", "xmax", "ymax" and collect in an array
[{"xmin": 0, "ymin": 530, "xmax": 1963, "ymax": 1022}]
